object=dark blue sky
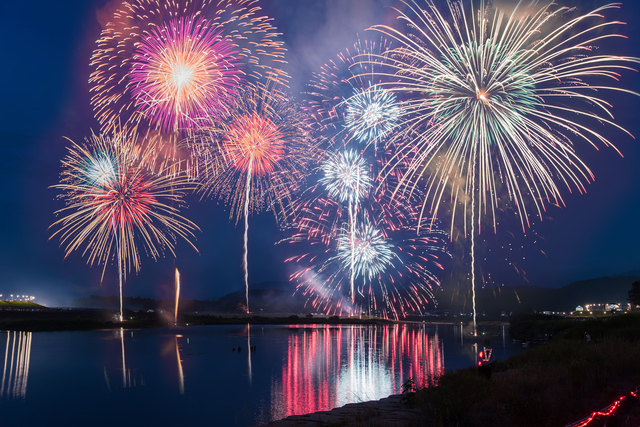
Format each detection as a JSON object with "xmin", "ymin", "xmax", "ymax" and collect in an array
[{"xmin": 0, "ymin": 0, "xmax": 639, "ymax": 306}]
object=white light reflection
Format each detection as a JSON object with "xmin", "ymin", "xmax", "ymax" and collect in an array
[
  {"xmin": 103, "ymin": 329, "xmax": 145, "ymax": 390},
  {"xmin": 176, "ymin": 335, "xmax": 184, "ymax": 394},
  {"xmin": 0, "ymin": 331, "xmax": 32, "ymax": 400},
  {"xmin": 247, "ymin": 324, "xmax": 252, "ymax": 385},
  {"xmin": 121, "ymin": 327, "xmax": 126, "ymax": 388}
]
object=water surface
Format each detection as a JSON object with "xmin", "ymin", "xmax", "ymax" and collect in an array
[{"xmin": 0, "ymin": 323, "xmax": 521, "ymax": 426}]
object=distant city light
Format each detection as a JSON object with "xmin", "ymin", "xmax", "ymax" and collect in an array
[{"xmin": 1, "ymin": 294, "xmax": 35, "ymax": 302}]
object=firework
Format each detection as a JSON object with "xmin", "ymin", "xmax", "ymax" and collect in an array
[
  {"xmin": 318, "ymin": 149, "xmax": 372, "ymax": 304},
  {"xmin": 371, "ymin": 0, "xmax": 639, "ymax": 333},
  {"xmin": 90, "ymin": 0, "xmax": 287, "ymax": 135},
  {"xmin": 50, "ymin": 128, "xmax": 199, "ymax": 321},
  {"xmin": 128, "ymin": 15, "xmax": 244, "ymax": 134},
  {"xmin": 344, "ymin": 86, "xmax": 400, "ymax": 145},
  {"xmin": 190, "ymin": 83, "xmax": 313, "ymax": 312},
  {"xmin": 286, "ymin": 194, "xmax": 448, "ymax": 320},
  {"xmin": 307, "ymin": 37, "xmax": 400, "ymax": 150},
  {"xmin": 319, "ymin": 150, "xmax": 372, "ymax": 205},
  {"xmin": 285, "ymin": 148, "xmax": 448, "ymax": 319},
  {"xmin": 336, "ymin": 220, "xmax": 395, "ymax": 280}
]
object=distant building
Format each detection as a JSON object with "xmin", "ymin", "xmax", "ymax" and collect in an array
[{"xmin": 575, "ymin": 305, "xmax": 584, "ymax": 312}]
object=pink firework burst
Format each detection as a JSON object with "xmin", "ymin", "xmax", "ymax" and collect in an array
[
  {"xmin": 129, "ymin": 15, "xmax": 243, "ymax": 134},
  {"xmin": 90, "ymin": 0, "xmax": 288, "ymax": 135}
]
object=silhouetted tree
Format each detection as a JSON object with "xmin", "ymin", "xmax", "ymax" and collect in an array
[{"xmin": 628, "ymin": 281, "xmax": 640, "ymax": 308}]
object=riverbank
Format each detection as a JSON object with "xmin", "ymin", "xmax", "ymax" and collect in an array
[
  {"xmin": 416, "ymin": 313, "xmax": 640, "ymax": 426},
  {"xmin": 0, "ymin": 307, "xmax": 513, "ymax": 331},
  {"xmin": 0, "ymin": 308, "xmax": 400, "ymax": 331},
  {"xmin": 0, "ymin": 307, "xmax": 514, "ymax": 331}
]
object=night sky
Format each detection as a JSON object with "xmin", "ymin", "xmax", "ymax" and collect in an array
[{"xmin": 1, "ymin": 0, "xmax": 639, "ymax": 307}]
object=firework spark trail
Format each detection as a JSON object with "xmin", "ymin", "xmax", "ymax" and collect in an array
[
  {"xmin": 318, "ymin": 150, "xmax": 372, "ymax": 309},
  {"xmin": 243, "ymin": 157, "xmax": 253, "ymax": 313},
  {"xmin": 190, "ymin": 83, "xmax": 313, "ymax": 313},
  {"xmin": 368, "ymin": 0, "xmax": 639, "ymax": 329},
  {"xmin": 50, "ymin": 128, "xmax": 200, "ymax": 321},
  {"xmin": 349, "ymin": 202, "xmax": 355, "ymax": 306},
  {"xmin": 90, "ymin": 0, "xmax": 288, "ymax": 136},
  {"xmin": 471, "ymin": 158, "xmax": 477, "ymax": 335},
  {"xmin": 174, "ymin": 268, "xmax": 180, "ymax": 325},
  {"xmin": 113, "ymin": 220, "xmax": 123, "ymax": 322}
]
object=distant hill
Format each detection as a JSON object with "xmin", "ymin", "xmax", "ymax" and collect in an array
[
  {"xmin": 72, "ymin": 285, "xmax": 312, "ymax": 314},
  {"xmin": 250, "ymin": 281, "xmax": 295, "ymax": 291},
  {"xmin": 437, "ymin": 275, "xmax": 639, "ymax": 316},
  {"xmin": 213, "ymin": 288, "xmax": 309, "ymax": 313},
  {"xmin": 71, "ymin": 276, "xmax": 639, "ymax": 317}
]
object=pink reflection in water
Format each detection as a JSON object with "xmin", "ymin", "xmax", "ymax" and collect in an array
[{"xmin": 270, "ymin": 324, "xmax": 443, "ymax": 419}]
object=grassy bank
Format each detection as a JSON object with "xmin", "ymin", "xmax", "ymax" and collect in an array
[
  {"xmin": 0, "ymin": 301, "xmax": 42, "ymax": 308},
  {"xmin": 411, "ymin": 312, "xmax": 640, "ymax": 426}
]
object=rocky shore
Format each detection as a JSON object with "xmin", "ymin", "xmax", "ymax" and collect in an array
[{"xmin": 256, "ymin": 393, "xmax": 422, "ymax": 427}]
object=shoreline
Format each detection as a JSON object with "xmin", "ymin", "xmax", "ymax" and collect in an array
[
  {"xmin": 254, "ymin": 393, "xmax": 423, "ymax": 427},
  {"xmin": 0, "ymin": 307, "xmax": 508, "ymax": 332}
]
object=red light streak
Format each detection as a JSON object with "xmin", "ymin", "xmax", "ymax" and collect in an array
[{"xmin": 567, "ymin": 390, "xmax": 639, "ymax": 427}]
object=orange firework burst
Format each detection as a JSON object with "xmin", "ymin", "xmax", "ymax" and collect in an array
[
  {"xmin": 223, "ymin": 112, "xmax": 285, "ymax": 176},
  {"xmin": 193, "ymin": 84, "xmax": 313, "ymax": 222},
  {"xmin": 189, "ymin": 83, "xmax": 314, "ymax": 312}
]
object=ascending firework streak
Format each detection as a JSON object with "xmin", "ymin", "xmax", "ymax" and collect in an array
[
  {"xmin": 175, "ymin": 268, "xmax": 181, "ymax": 325},
  {"xmin": 190, "ymin": 83, "xmax": 313, "ymax": 312},
  {"xmin": 370, "ymin": 0, "xmax": 639, "ymax": 334},
  {"xmin": 318, "ymin": 150, "xmax": 372, "ymax": 306},
  {"xmin": 50, "ymin": 128, "xmax": 199, "ymax": 322},
  {"xmin": 90, "ymin": 0, "xmax": 288, "ymax": 136}
]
